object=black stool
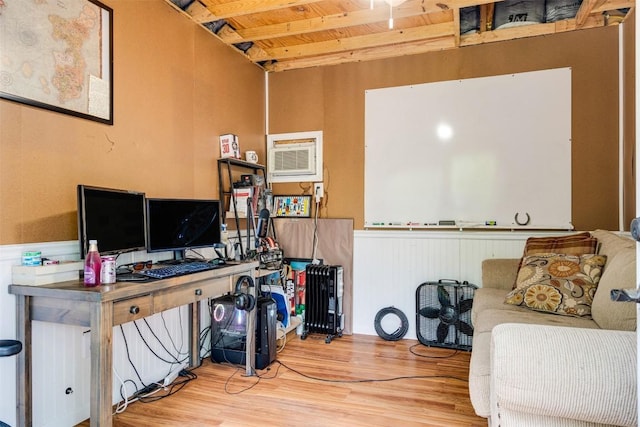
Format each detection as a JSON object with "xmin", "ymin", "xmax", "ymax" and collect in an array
[
  {"xmin": 0, "ymin": 340, "xmax": 21, "ymax": 357},
  {"xmin": 0, "ymin": 340, "xmax": 22, "ymax": 427}
]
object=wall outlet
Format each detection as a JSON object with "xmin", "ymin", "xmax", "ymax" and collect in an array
[{"xmin": 314, "ymin": 182, "xmax": 324, "ymax": 201}]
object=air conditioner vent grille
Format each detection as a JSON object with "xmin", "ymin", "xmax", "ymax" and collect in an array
[
  {"xmin": 267, "ymin": 130, "xmax": 323, "ymax": 183},
  {"xmin": 275, "ymin": 149, "xmax": 310, "ymax": 172}
]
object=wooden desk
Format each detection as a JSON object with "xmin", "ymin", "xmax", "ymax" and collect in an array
[{"xmin": 9, "ymin": 261, "xmax": 258, "ymax": 426}]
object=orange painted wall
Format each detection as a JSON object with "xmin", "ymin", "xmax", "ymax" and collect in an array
[
  {"xmin": 269, "ymin": 26, "xmax": 623, "ymax": 231},
  {"xmin": 0, "ymin": 0, "xmax": 265, "ymax": 245},
  {"xmin": 0, "ymin": 3, "xmax": 630, "ymax": 244}
]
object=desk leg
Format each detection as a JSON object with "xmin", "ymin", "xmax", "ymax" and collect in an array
[
  {"xmin": 15, "ymin": 294, "xmax": 31, "ymax": 426},
  {"xmin": 245, "ymin": 280, "xmax": 256, "ymax": 377},
  {"xmin": 90, "ymin": 302, "xmax": 113, "ymax": 426},
  {"xmin": 188, "ymin": 302, "xmax": 201, "ymax": 368}
]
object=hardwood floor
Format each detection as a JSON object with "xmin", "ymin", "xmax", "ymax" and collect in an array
[{"xmin": 80, "ymin": 333, "xmax": 486, "ymax": 426}]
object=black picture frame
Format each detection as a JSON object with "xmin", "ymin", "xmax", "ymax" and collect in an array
[{"xmin": 0, "ymin": 0, "xmax": 114, "ymax": 125}]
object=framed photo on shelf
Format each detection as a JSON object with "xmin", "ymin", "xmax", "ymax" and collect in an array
[
  {"xmin": 273, "ymin": 195, "xmax": 311, "ymax": 218},
  {"xmin": 0, "ymin": 0, "xmax": 113, "ymax": 124}
]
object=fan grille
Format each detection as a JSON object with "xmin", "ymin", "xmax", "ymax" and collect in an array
[{"xmin": 415, "ymin": 280, "xmax": 477, "ymax": 351}]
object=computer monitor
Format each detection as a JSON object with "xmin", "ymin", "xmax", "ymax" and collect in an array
[
  {"xmin": 77, "ymin": 185, "xmax": 147, "ymax": 259},
  {"xmin": 146, "ymin": 198, "xmax": 221, "ymax": 262}
]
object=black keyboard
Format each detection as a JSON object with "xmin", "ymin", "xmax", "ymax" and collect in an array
[{"xmin": 140, "ymin": 262, "xmax": 217, "ymax": 279}]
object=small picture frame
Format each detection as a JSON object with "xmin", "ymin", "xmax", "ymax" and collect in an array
[{"xmin": 273, "ymin": 195, "xmax": 311, "ymax": 217}]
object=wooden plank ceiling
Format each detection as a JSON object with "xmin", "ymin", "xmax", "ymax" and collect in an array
[{"xmin": 165, "ymin": 0, "xmax": 635, "ymax": 72}]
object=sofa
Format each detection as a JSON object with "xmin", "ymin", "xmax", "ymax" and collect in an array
[{"xmin": 469, "ymin": 230, "xmax": 638, "ymax": 426}]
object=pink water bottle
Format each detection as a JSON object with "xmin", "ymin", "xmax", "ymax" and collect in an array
[{"xmin": 84, "ymin": 239, "xmax": 102, "ymax": 287}]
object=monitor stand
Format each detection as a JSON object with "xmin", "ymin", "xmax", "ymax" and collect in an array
[
  {"xmin": 116, "ymin": 272, "xmax": 149, "ymax": 282},
  {"xmin": 162, "ymin": 250, "xmax": 188, "ymax": 265}
]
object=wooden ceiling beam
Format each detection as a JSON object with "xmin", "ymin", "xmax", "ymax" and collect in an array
[
  {"xmin": 575, "ymin": 0, "xmax": 600, "ymax": 27},
  {"xmin": 197, "ymin": 0, "xmax": 324, "ymax": 21},
  {"xmin": 404, "ymin": 0, "xmax": 505, "ymax": 11},
  {"xmin": 185, "ymin": 1, "xmax": 216, "ymax": 23},
  {"xmin": 195, "ymin": 0, "xmax": 504, "ymax": 23},
  {"xmin": 453, "ymin": 7, "xmax": 461, "ymax": 46},
  {"xmin": 592, "ymin": 0, "xmax": 635, "ymax": 12},
  {"xmin": 220, "ymin": 3, "xmax": 451, "ymax": 43},
  {"xmin": 264, "ymin": 36, "xmax": 456, "ymax": 71},
  {"xmin": 250, "ymin": 20, "xmax": 455, "ymax": 61},
  {"xmin": 479, "ymin": 3, "xmax": 494, "ymax": 31}
]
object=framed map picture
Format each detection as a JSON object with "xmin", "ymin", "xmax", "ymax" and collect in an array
[
  {"xmin": 273, "ymin": 195, "xmax": 312, "ymax": 218},
  {"xmin": 0, "ymin": 0, "xmax": 113, "ymax": 124}
]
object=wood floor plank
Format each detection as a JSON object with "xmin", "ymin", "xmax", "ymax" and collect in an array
[{"xmin": 78, "ymin": 333, "xmax": 486, "ymax": 426}]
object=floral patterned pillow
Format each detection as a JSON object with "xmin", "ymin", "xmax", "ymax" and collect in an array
[
  {"xmin": 511, "ymin": 233, "xmax": 598, "ymax": 289},
  {"xmin": 504, "ymin": 253, "xmax": 607, "ymax": 317}
]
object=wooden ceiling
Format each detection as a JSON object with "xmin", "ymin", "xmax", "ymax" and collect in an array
[{"xmin": 165, "ymin": 0, "xmax": 635, "ymax": 72}]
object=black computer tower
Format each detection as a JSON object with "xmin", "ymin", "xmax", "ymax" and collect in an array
[{"xmin": 210, "ymin": 295, "xmax": 277, "ymax": 370}]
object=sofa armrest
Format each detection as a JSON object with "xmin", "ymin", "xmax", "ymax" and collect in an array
[
  {"xmin": 481, "ymin": 258, "xmax": 520, "ymax": 290},
  {"xmin": 490, "ymin": 323, "xmax": 637, "ymax": 427}
]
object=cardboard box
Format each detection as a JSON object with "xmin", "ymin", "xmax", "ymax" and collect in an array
[
  {"xmin": 229, "ymin": 187, "xmax": 253, "ymax": 216},
  {"xmin": 12, "ymin": 261, "xmax": 83, "ymax": 286},
  {"xmin": 219, "ymin": 134, "xmax": 240, "ymax": 159}
]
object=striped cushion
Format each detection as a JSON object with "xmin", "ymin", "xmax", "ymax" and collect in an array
[
  {"xmin": 522, "ymin": 232, "xmax": 596, "ymax": 257},
  {"xmin": 512, "ymin": 232, "xmax": 598, "ymax": 289}
]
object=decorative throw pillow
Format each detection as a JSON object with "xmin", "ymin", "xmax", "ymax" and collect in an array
[
  {"xmin": 521, "ymin": 232, "xmax": 595, "ymax": 256},
  {"xmin": 512, "ymin": 232, "xmax": 598, "ymax": 289},
  {"xmin": 505, "ymin": 253, "xmax": 607, "ymax": 317}
]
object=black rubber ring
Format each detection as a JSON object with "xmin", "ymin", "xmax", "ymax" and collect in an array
[{"xmin": 374, "ymin": 307, "xmax": 409, "ymax": 341}]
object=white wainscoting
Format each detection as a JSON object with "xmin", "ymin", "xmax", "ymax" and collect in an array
[
  {"xmin": 0, "ymin": 242, "xmax": 213, "ymax": 427},
  {"xmin": 352, "ymin": 230, "xmax": 562, "ymax": 340}
]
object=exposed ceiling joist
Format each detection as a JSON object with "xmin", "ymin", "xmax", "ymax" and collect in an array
[
  {"xmin": 218, "ymin": 3, "xmax": 451, "ymax": 43},
  {"xmin": 265, "ymin": 35, "xmax": 456, "ymax": 71},
  {"xmin": 196, "ymin": 0, "xmax": 324, "ymax": 20},
  {"xmin": 250, "ymin": 20, "xmax": 455, "ymax": 61},
  {"xmin": 165, "ymin": 0, "xmax": 635, "ymax": 71}
]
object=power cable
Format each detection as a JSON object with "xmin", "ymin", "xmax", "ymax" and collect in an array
[
  {"xmin": 275, "ymin": 360, "xmax": 467, "ymax": 384},
  {"xmin": 409, "ymin": 343, "xmax": 460, "ymax": 358},
  {"xmin": 119, "ymin": 325, "xmax": 147, "ymax": 387},
  {"xmin": 374, "ymin": 307, "xmax": 409, "ymax": 341}
]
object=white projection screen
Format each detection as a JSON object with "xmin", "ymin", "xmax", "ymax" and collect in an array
[{"xmin": 364, "ymin": 68, "xmax": 572, "ymax": 229}]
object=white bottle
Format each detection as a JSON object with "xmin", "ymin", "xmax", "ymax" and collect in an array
[{"xmin": 221, "ymin": 224, "xmax": 233, "ymax": 259}]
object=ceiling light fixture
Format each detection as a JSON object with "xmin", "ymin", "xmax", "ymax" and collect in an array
[
  {"xmin": 383, "ymin": 0, "xmax": 407, "ymax": 7},
  {"xmin": 380, "ymin": 0, "xmax": 407, "ymax": 29}
]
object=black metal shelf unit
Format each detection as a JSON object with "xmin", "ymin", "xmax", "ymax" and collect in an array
[{"xmin": 217, "ymin": 158, "xmax": 267, "ymax": 259}]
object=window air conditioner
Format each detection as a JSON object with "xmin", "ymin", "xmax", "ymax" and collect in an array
[{"xmin": 267, "ymin": 131, "xmax": 323, "ymax": 183}]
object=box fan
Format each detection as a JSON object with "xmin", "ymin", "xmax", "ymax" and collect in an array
[{"xmin": 415, "ymin": 279, "xmax": 477, "ymax": 351}]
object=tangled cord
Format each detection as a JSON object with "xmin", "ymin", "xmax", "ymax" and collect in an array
[{"xmin": 374, "ymin": 307, "xmax": 409, "ymax": 341}]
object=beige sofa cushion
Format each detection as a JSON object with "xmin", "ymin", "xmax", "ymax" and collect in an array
[
  {"xmin": 591, "ymin": 229, "xmax": 635, "ymax": 257},
  {"xmin": 591, "ymin": 247, "xmax": 637, "ymax": 331},
  {"xmin": 491, "ymin": 324, "xmax": 637, "ymax": 426},
  {"xmin": 468, "ymin": 331, "xmax": 492, "ymax": 418},
  {"xmin": 474, "ymin": 307, "xmax": 599, "ymax": 335},
  {"xmin": 471, "ymin": 287, "xmax": 532, "ymax": 325},
  {"xmin": 481, "ymin": 258, "xmax": 520, "ymax": 290}
]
